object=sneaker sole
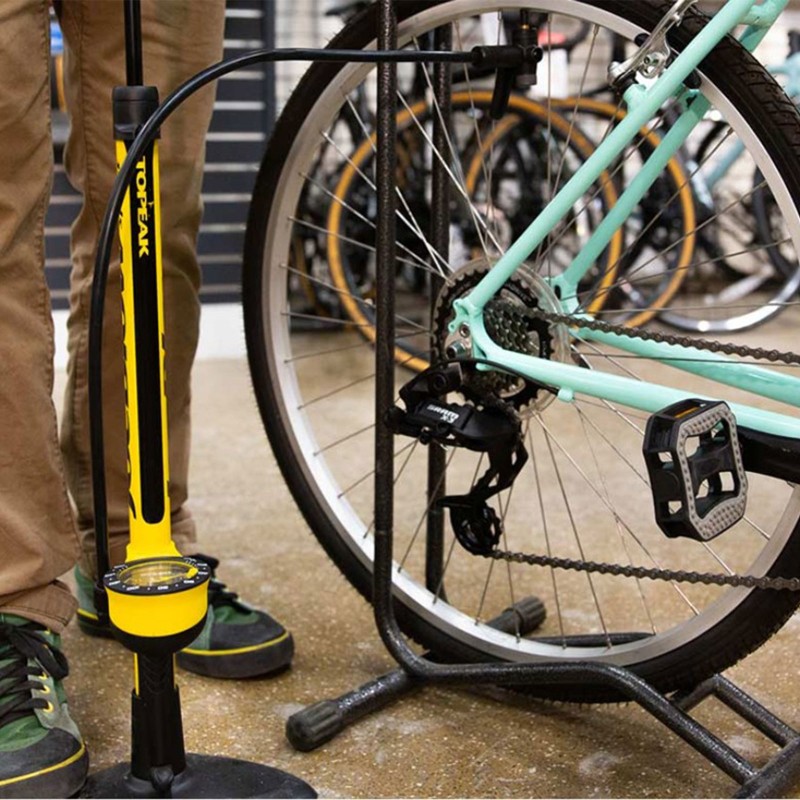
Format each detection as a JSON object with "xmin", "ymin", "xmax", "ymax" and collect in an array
[
  {"xmin": 0, "ymin": 743, "xmax": 88, "ymax": 800},
  {"xmin": 79, "ymin": 610, "xmax": 294, "ymax": 679},
  {"xmin": 176, "ymin": 631, "xmax": 295, "ymax": 679},
  {"xmin": 76, "ymin": 610, "xmax": 114, "ymax": 640}
]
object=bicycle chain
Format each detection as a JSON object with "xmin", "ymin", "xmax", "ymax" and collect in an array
[
  {"xmin": 529, "ymin": 306, "xmax": 800, "ymax": 366},
  {"xmin": 481, "ymin": 549, "xmax": 800, "ymax": 591},
  {"xmin": 472, "ymin": 301, "xmax": 800, "ymax": 589}
]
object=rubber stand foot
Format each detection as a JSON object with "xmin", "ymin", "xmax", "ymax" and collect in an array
[
  {"xmin": 286, "ymin": 700, "xmax": 344, "ymax": 752},
  {"xmin": 81, "ymin": 753, "xmax": 317, "ymax": 798}
]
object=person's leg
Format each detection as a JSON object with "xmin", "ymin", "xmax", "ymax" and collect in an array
[
  {"xmin": 0, "ymin": 3, "xmax": 88, "ymax": 796},
  {"xmin": 0, "ymin": 0, "xmax": 79, "ymax": 633},
  {"xmin": 59, "ymin": 0, "xmax": 294, "ymax": 678},
  {"xmin": 58, "ymin": 0, "xmax": 220, "ymax": 575}
]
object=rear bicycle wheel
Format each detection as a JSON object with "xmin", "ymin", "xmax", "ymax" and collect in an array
[{"xmin": 243, "ymin": 0, "xmax": 800, "ymax": 700}]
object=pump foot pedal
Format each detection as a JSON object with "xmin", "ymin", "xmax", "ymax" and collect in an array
[{"xmin": 643, "ymin": 399, "xmax": 747, "ymax": 542}]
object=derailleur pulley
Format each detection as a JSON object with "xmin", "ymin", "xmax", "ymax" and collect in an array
[{"xmin": 387, "ymin": 365, "xmax": 528, "ymax": 555}]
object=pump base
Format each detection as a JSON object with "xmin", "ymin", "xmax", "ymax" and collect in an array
[{"xmin": 82, "ymin": 754, "xmax": 316, "ymax": 798}]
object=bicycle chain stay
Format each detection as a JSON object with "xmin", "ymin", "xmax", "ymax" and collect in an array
[{"xmin": 465, "ymin": 302, "xmax": 800, "ymax": 589}]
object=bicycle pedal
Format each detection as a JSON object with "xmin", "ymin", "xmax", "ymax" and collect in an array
[{"xmin": 643, "ymin": 399, "xmax": 748, "ymax": 542}]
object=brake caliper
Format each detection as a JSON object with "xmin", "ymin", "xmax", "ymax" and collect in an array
[
  {"xmin": 643, "ymin": 399, "xmax": 747, "ymax": 542},
  {"xmin": 387, "ymin": 365, "xmax": 528, "ymax": 555}
]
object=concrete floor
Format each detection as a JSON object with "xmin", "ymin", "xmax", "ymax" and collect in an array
[{"xmin": 53, "ymin": 318, "xmax": 800, "ymax": 799}]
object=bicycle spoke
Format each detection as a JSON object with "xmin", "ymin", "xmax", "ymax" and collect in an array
[
  {"xmin": 573, "ymin": 117, "xmax": 737, "ymax": 310},
  {"xmin": 433, "ymin": 536, "xmax": 459, "ymax": 604},
  {"xmin": 496, "ymin": 476, "xmax": 520, "ymax": 637},
  {"xmin": 550, "ymin": 26, "xmax": 600, "ymax": 209},
  {"xmin": 286, "ymin": 335, "xmax": 420, "ymax": 365},
  {"xmin": 398, "ymin": 446, "xmax": 457, "ymax": 572},
  {"xmin": 585, "ymin": 237, "xmax": 792, "ymax": 316},
  {"xmin": 281, "ymin": 262, "xmax": 432, "ymax": 334},
  {"xmin": 529, "ymin": 426, "xmax": 566, "ymax": 646},
  {"xmin": 572, "ymin": 177, "xmax": 775, "ymax": 312},
  {"xmin": 537, "ymin": 417, "xmax": 700, "ymax": 615},
  {"xmin": 542, "ymin": 422, "xmax": 613, "ymax": 645},
  {"xmin": 453, "ymin": 20, "xmax": 501, "ymax": 240},
  {"xmin": 320, "ymin": 128, "xmax": 453, "ymax": 277},
  {"xmin": 301, "ymin": 166, "xmax": 448, "ymax": 277},
  {"xmin": 533, "ymin": 124, "xmax": 650, "ymax": 274},
  {"xmin": 397, "ymin": 86, "xmax": 505, "ymax": 260},
  {"xmin": 576, "ymin": 404, "xmax": 657, "ymax": 635},
  {"xmin": 314, "ymin": 422, "xmax": 375, "ymax": 456}
]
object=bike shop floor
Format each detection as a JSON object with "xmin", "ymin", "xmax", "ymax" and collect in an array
[{"xmin": 55, "ymin": 309, "xmax": 800, "ymax": 799}]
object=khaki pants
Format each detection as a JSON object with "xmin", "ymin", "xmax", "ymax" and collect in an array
[{"xmin": 0, "ymin": 0, "xmax": 225, "ymax": 632}]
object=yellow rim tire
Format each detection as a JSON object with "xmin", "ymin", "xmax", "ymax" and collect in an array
[{"xmin": 326, "ymin": 91, "xmax": 623, "ymax": 372}]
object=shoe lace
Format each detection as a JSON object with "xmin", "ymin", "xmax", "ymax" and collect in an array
[
  {"xmin": 0, "ymin": 623, "xmax": 68, "ymax": 729},
  {"xmin": 193, "ymin": 554, "xmax": 247, "ymax": 611}
]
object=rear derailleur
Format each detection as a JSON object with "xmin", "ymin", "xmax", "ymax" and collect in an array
[{"xmin": 386, "ymin": 364, "xmax": 527, "ymax": 555}]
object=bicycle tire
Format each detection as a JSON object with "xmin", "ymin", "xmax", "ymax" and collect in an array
[{"xmin": 243, "ymin": 0, "xmax": 800, "ymax": 700}]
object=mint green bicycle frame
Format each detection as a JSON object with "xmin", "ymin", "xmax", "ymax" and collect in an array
[{"xmin": 448, "ymin": 0, "xmax": 800, "ymax": 439}]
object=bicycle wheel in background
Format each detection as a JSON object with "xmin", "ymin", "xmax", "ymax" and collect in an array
[
  {"xmin": 659, "ymin": 115, "xmax": 800, "ymax": 332},
  {"xmin": 326, "ymin": 90, "xmax": 623, "ymax": 370},
  {"xmin": 243, "ymin": 0, "xmax": 800, "ymax": 700}
]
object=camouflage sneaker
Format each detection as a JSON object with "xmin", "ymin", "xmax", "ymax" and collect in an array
[
  {"xmin": 75, "ymin": 554, "xmax": 294, "ymax": 679},
  {"xmin": 0, "ymin": 615, "xmax": 88, "ymax": 799}
]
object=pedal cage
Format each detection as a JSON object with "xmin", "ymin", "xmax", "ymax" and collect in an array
[{"xmin": 643, "ymin": 399, "xmax": 748, "ymax": 542}]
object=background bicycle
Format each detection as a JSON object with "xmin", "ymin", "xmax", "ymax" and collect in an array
[{"xmin": 286, "ymin": 1, "xmax": 800, "ymax": 340}]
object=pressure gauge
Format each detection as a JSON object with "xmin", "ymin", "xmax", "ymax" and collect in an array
[{"xmin": 104, "ymin": 556, "xmax": 210, "ymax": 646}]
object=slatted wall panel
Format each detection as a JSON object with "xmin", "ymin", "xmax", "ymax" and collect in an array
[{"xmin": 45, "ymin": 0, "xmax": 275, "ymax": 309}]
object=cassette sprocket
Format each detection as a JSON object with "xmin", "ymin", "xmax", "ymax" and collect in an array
[{"xmin": 433, "ymin": 259, "xmax": 570, "ymax": 415}]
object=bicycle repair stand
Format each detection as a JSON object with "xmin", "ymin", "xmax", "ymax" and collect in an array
[
  {"xmin": 80, "ymin": 2, "xmax": 315, "ymax": 796},
  {"xmin": 283, "ymin": 1, "xmax": 800, "ymax": 796}
]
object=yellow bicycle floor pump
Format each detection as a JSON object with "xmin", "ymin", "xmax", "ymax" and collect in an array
[{"xmin": 82, "ymin": 2, "xmax": 316, "ymax": 796}]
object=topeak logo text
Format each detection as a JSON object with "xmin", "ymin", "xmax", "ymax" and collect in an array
[{"xmin": 136, "ymin": 159, "xmax": 149, "ymax": 257}]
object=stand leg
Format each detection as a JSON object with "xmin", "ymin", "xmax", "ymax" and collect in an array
[
  {"xmin": 734, "ymin": 737, "xmax": 800, "ymax": 799},
  {"xmin": 425, "ymin": 22, "xmax": 452, "ymax": 599},
  {"xmin": 286, "ymin": 597, "xmax": 546, "ymax": 751}
]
